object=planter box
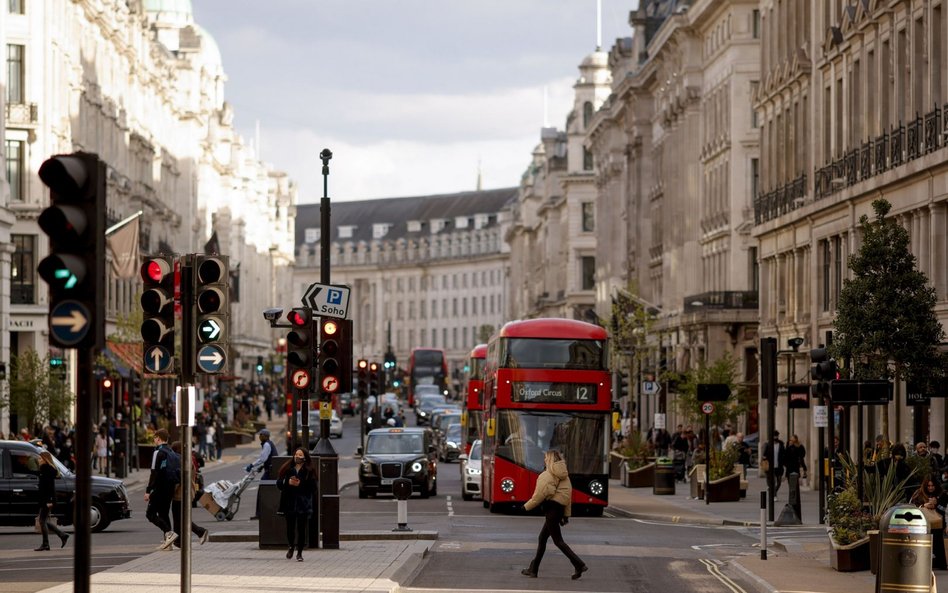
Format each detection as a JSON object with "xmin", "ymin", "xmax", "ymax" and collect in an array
[
  {"xmin": 252, "ymin": 421, "xmax": 266, "ymax": 433},
  {"xmin": 829, "ymin": 536, "xmax": 871, "ymax": 572},
  {"xmin": 623, "ymin": 463, "xmax": 655, "ymax": 488},
  {"xmin": 222, "ymin": 431, "xmax": 253, "ymax": 449},
  {"xmin": 705, "ymin": 472, "xmax": 742, "ymax": 502},
  {"xmin": 137, "ymin": 444, "xmax": 156, "ymax": 469},
  {"xmin": 609, "ymin": 452, "xmax": 629, "ymax": 480}
]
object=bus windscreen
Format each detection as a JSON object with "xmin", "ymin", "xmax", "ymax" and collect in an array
[{"xmin": 494, "ymin": 410, "xmax": 605, "ymax": 474}]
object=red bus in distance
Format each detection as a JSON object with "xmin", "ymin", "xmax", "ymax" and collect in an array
[
  {"xmin": 407, "ymin": 347, "xmax": 448, "ymax": 407},
  {"xmin": 461, "ymin": 344, "xmax": 487, "ymax": 455},
  {"xmin": 481, "ymin": 318, "xmax": 611, "ymax": 516}
]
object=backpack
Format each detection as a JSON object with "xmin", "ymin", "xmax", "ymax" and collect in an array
[{"xmin": 162, "ymin": 448, "xmax": 181, "ymax": 484}]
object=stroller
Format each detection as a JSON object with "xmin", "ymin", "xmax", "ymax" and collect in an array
[
  {"xmin": 672, "ymin": 450, "xmax": 687, "ymax": 482},
  {"xmin": 203, "ymin": 469, "xmax": 259, "ymax": 521}
]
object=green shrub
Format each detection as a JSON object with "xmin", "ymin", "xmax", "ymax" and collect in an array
[
  {"xmin": 618, "ymin": 431, "xmax": 654, "ymax": 471},
  {"xmin": 827, "ymin": 489, "xmax": 873, "ymax": 545}
]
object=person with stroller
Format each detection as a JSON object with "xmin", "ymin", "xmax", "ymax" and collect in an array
[
  {"xmin": 276, "ymin": 447, "xmax": 317, "ymax": 562},
  {"xmin": 247, "ymin": 429, "xmax": 278, "ymax": 520}
]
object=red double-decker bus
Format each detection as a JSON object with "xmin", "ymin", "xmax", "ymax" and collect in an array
[
  {"xmin": 481, "ymin": 318, "xmax": 611, "ymax": 516},
  {"xmin": 407, "ymin": 347, "xmax": 448, "ymax": 407},
  {"xmin": 461, "ymin": 344, "xmax": 487, "ymax": 455}
]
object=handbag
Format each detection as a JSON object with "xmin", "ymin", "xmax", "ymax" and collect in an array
[
  {"xmin": 761, "ymin": 459, "xmax": 770, "ymax": 472},
  {"xmin": 920, "ymin": 507, "xmax": 944, "ymax": 530}
]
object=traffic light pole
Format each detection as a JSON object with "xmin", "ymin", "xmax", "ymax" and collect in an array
[
  {"xmin": 313, "ymin": 148, "xmax": 340, "ymax": 549},
  {"xmin": 180, "ymin": 257, "xmax": 195, "ymax": 593},
  {"xmin": 75, "ymin": 349, "xmax": 95, "ymax": 593},
  {"xmin": 761, "ymin": 337, "xmax": 777, "ymax": 522}
]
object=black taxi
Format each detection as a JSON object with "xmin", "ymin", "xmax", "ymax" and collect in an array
[
  {"xmin": 357, "ymin": 427, "xmax": 437, "ymax": 498},
  {"xmin": 0, "ymin": 440, "xmax": 131, "ymax": 531}
]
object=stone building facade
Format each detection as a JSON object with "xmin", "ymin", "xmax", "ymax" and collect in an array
[
  {"xmin": 1, "ymin": 0, "xmax": 296, "ymax": 433},
  {"xmin": 293, "ymin": 189, "xmax": 514, "ymax": 388},
  {"xmin": 754, "ymin": 0, "xmax": 948, "ymax": 456},
  {"xmin": 586, "ymin": 0, "xmax": 762, "ymax": 430}
]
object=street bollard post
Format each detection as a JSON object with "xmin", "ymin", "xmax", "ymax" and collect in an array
[
  {"xmin": 392, "ymin": 478, "xmax": 413, "ymax": 531},
  {"xmin": 760, "ymin": 490, "xmax": 768, "ymax": 560}
]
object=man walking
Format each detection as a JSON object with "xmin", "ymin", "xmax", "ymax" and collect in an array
[
  {"xmin": 247, "ymin": 428, "xmax": 279, "ymax": 520},
  {"xmin": 763, "ymin": 431, "xmax": 786, "ymax": 497},
  {"xmin": 145, "ymin": 428, "xmax": 179, "ymax": 550}
]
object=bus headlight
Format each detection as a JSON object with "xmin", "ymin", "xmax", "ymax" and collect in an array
[
  {"xmin": 589, "ymin": 480, "xmax": 604, "ymax": 496},
  {"xmin": 410, "ymin": 461, "xmax": 424, "ymax": 473},
  {"xmin": 501, "ymin": 478, "xmax": 515, "ymax": 493}
]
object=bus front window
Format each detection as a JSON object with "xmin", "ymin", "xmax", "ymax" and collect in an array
[{"xmin": 495, "ymin": 410, "xmax": 604, "ymax": 474}]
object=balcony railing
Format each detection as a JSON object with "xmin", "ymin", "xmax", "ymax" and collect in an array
[
  {"xmin": 753, "ymin": 173, "xmax": 806, "ymax": 224},
  {"xmin": 683, "ymin": 291, "xmax": 759, "ymax": 313}
]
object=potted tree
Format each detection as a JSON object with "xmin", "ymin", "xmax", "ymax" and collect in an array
[
  {"xmin": 618, "ymin": 432, "xmax": 654, "ymax": 488},
  {"xmin": 704, "ymin": 444, "xmax": 741, "ymax": 502},
  {"xmin": 826, "ymin": 488, "xmax": 873, "ymax": 571}
]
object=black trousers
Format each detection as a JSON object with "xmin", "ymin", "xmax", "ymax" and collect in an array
[
  {"xmin": 285, "ymin": 513, "xmax": 309, "ymax": 550},
  {"xmin": 171, "ymin": 498, "xmax": 207, "ymax": 546},
  {"xmin": 146, "ymin": 493, "xmax": 173, "ymax": 534},
  {"xmin": 38, "ymin": 504, "xmax": 66, "ymax": 545},
  {"xmin": 528, "ymin": 502, "xmax": 583, "ymax": 574}
]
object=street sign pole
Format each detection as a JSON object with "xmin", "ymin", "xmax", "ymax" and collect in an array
[
  {"xmin": 180, "ymin": 255, "xmax": 194, "ymax": 593},
  {"xmin": 314, "ymin": 148, "xmax": 340, "ymax": 550}
]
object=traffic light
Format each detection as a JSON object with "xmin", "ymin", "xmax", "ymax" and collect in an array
[
  {"xmin": 286, "ymin": 308, "xmax": 314, "ymax": 390},
  {"xmin": 384, "ymin": 350, "xmax": 396, "ymax": 370},
  {"xmin": 810, "ymin": 347, "xmax": 838, "ymax": 382},
  {"xmin": 37, "ymin": 152, "xmax": 106, "ymax": 349},
  {"xmin": 255, "ymin": 355, "xmax": 264, "ymax": 375},
  {"xmin": 317, "ymin": 318, "xmax": 344, "ymax": 395},
  {"xmin": 130, "ymin": 370, "xmax": 142, "ymax": 405},
  {"xmin": 193, "ymin": 255, "xmax": 229, "ymax": 375},
  {"xmin": 49, "ymin": 356, "xmax": 67, "ymax": 382},
  {"xmin": 617, "ymin": 372, "xmax": 629, "ymax": 398},
  {"xmin": 140, "ymin": 256, "xmax": 175, "ymax": 374},
  {"xmin": 369, "ymin": 362, "xmax": 380, "ymax": 395},
  {"xmin": 356, "ymin": 359, "xmax": 369, "ymax": 399}
]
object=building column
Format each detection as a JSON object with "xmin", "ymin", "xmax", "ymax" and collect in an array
[{"xmin": 931, "ymin": 202, "xmax": 946, "ymax": 300}]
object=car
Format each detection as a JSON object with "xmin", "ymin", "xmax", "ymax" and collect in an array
[
  {"xmin": 415, "ymin": 394, "xmax": 447, "ymax": 425},
  {"xmin": 430, "ymin": 410, "xmax": 461, "ymax": 457},
  {"xmin": 357, "ymin": 427, "xmax": 438, "ymax": 499},
  {"xmin": 339, "ymin": 392, "xmax": 358, "ymax": 416},
  {"xmin": 414, "ymin": 384, "xmax": 445, "ymax": 399},
  {"xmin": 288, "ymin": 409, "xmax": 344, "ymax": 449},
  {"xmin": 438, "ymin": 423, "xmax": 463, "ymax": 463},
  {"xmin": 0, "ymin": 440, "xmax": 131, "ymax": 532},
  {"xmin": 364, "ymin": 397, "xmax": 405, "ymax": 431},
  {"xmin": 459, "ymin": 439, "xmax": 482, "ymax": 500}
]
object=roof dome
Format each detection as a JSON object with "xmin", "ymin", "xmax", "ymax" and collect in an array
[
  {"xmin": 193, "ymin": 23, "xmax": 223, "ymax": 69},
  {"xmin": 144, "ymin": 0, "xmax": 193, "ymax": 25}
]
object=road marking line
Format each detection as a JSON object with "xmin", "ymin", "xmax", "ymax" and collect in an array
[
  {"xmin": 446, "ymin": 495, "xmax": 454, "ymax": 517},
  {"xmin": 700, "ymin": 558, "xmax": 746, "ymax": 593}
]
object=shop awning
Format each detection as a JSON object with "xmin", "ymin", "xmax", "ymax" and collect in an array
[{"xmin": 105, "ymin": 341, "xmax": 142, "ymax": 378}]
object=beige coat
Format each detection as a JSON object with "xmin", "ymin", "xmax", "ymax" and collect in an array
[{"xmin": 523, "ymin": 459, "xmax": 572, "ymax": 517}]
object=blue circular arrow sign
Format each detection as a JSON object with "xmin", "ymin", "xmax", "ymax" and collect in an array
[
  {"xmin": 197, "ymin": 344, "xmax": 227, "ymax": 374},
  {"xmin": 49, "ymin": 300, "xmax": 91, "ymax": 346},
  {"xmin": 144, "ymin": 345, "xmax": 173, "ymax": 374}
]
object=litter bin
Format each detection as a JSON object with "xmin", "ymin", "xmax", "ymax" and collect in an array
[
  {"xmin": 653, "ymin": 458, "xmax": 675, "ymax": 495},
  {"xmin": 877, "ymin": 504, "xmax": 932, "ymax": 593}
]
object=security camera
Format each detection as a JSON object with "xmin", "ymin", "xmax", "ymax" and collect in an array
[
  {"xmin": 262, "ymin": 308, "xmax": 284, "ymax": 322},
  {"xmin": 787, "ymin": 337, "xmax": 805, "ymax": 351}
]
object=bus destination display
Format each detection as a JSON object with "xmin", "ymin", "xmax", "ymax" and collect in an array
[{"xmin": 511, "ymin": 382, "xmax": 598, "ymax": 404}]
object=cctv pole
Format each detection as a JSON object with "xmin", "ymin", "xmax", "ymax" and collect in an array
[{"xmin": 313, "ymin": 148, "xmax": 340, "ymax": 549}]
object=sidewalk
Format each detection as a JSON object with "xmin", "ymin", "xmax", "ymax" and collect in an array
[{"xmin": 606, "ymin": 471, "xmax": 945, "ymax": 593}]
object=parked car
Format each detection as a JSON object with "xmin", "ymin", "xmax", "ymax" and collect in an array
[
  {"xmin": 358, "ymin": 427, "xmax": 438, "ymax": 499},
  {"xmin": 288, "ymin": 409, "xmax": 344, "ymax": 449},
  {"xmin": 459, "ymin": 439, "xmax": 482, "ymax": 501},
  {"xmin": 438, "ymin": 423, "xmax": 463, "ymax": 463},
  {"xmin": 0, "ymin": 440, "xmax": 131, "ymax": 532}
]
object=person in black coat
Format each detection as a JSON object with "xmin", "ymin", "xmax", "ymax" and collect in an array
[
  {"xmin": 762, "ymin": 431, "xmax": 787, "ymax": 496},
  {"xmin": 276, "ymin": 447, "xmax": 317, "ymax": 562},
  {"xmin": 35, "ymin": 450, "xmax": 68, "ymax": 551}
]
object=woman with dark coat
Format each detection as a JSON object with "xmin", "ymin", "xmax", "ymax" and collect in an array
[
  {"xmin": 276, "ymin": 447, "xmax": 316, "ymax": 561},
  {"xmin": 36, "ymin": 450, "xmax": 68, "ymax": 551}
]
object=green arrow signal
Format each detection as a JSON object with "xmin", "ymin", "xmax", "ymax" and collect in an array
[{"xmin": 54, "ymin": 268, "xmax": 78, "ymax": 289}]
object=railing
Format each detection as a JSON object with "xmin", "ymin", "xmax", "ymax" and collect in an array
[
  {"xmin": 753, "ymin": 173, "xmax": 806, "ymax": 224},
  {"xmin": 683, "ymin": 291, "xmax": 759, "ymax": 314}
]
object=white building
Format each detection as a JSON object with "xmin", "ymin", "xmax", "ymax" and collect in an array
[{"xmin": 1, "ymin": 0, "xmax": 296, "ymax": 434}]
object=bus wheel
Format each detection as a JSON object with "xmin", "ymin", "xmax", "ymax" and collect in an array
[
  {"xmin": 587, "ymin": 506, "xmax": 604, "ymax": 517},
  {"xmin": 488, "ymin": 501, "xmax": 501, "ymax": 514}
]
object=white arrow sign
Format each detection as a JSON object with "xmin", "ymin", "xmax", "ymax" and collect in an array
[
  {"xmin": 51, "ymin": 309, "xmax": 88, "ymax": 332},
  {"xmin": 200, "ymin": 319, "xmax": 221, "ymax": 339},
  {"xmin": 302, "ymin": 282, "xmax": 351, "ymax": 319},
  {"xmin": 150, "ymin": 348, "xmax": 163, "ymax": 369},
  {"xmin": 199, "ymin": 350, "xmax": 224, "ymax": 366}
]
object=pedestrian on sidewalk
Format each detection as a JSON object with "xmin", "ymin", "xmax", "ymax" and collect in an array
[
  {"xmin": 169, "ymin": 442, "xmax": 209, "ymax": 547},
  {"xmin": 762, "ymin": 431, "xmax": 786, "ymax": 497},
  {"xmin": 144, "ymin": 428, "xmax": 179, "ymax": 551},
  {"xmin": 247, "ymin": 428, "xmax": 278, "ymax": 520},
  {"xmin": 910, "ymin": 477, "xmax": 948, "ymax": 570},
  {"xmin": 520, "ymin": 450, "xmax": 587, "ymax": 581},
  {"xmin": 785, "ymin": 434, "xmax": 807, "ymax": 483},
  {"xmin": 34, "ymin": 450, "xmax": 68, "ymax": 551},
  {"xmin": 276, "ymin": 447, "xmax": 316, "ymax": 562}
]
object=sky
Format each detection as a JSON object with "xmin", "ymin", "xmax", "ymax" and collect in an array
[{"xmin": 191, "ymin": 1, "xmax": 640, "ymax": 203}]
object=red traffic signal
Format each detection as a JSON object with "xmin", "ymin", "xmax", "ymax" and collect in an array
[{"xmin": 288, "ymin": 308, "xmax": 310, "ymax": 327}]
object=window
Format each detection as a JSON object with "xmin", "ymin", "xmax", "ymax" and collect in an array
[
  {"xmin": 749, "ymin": 246, "xmax": 759, "ymax": 293},
  {"xmin": 431, "ymin": 299, "xmax": 437, "ymax": 318},
  {"xmin": 372, "ymin": 223, "xmax": 389, "ymax": 239},
  {"xmin": 582, "ymin": 101, "xmax": 594, "ymax": 128},
  {"xmin": 581, "ymin": 202, "xmax": 595, "ymax": 232},
  {"xmin": 9, "ymin": 0, "xmax": 24, "ymax": 13},
  {"xmin": 751, "ymin": 158, "xmax": 759, "ymax": 200},
  {"xmin": 11, "ymin": 234, "xmax": 35, "ymax": 304},
  {"xmin": 420, "ymin": 300, "xmax": 426, "ymax": 319},
  {"xmin": 7, "ymin": 44, "xmax": 24, "ymax": 104},
  {"xmin": 6, "ymin": 139, "xmax": 24, "ymax": 201},
  {"xmin": 452, "ymin": 328, "xmax": 458, "ymax": 349},
  {"xmin": 338, "ymin": 225, "xmax": 355, "ymax": 239},
  {"xmin": 453, "ymin": 298, "xmax": 458, "ymax": 316},
  {"xmin": 582, "ymin": 147, "xmax": 593, "ymax": 171},
  {"xmin": 821, "ymin": 240, "xmax": 831, "ymax": 312},
  {"xmin": 462, "ymin": 298, "xmax": 467, "ymax": 316},
  {"xmin": 581, "ymin": 256, "xmax": 595, "ymax": 290},
  {"xmin": 10, "ymin": 450, "xmax": 39, "ymax": 477},
  {"xmin": 304, "ymin": 228, "xmax": 320, "ymax": 243},
  {"xmin": 833, "ymin": 236, "xmax": 842, "ymax": 305},
  {"xmin": 752, "ymin": 9, "xmax": 760, "ymax": 38},
  {"xmin": 750, "ymin": 82, "xmax": 759, "ymax": 128}
]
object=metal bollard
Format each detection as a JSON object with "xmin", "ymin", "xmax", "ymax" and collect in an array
[
  {"xmin": 392, "ymin": 478, "xmax": 413, "ymax": 532},
  {"xmin": 877, "ymin": 504, "xmax": 932, "ymax": 593},
  {"xmin": 788, "ymin": 472, "xmax": 802, "ymax": 522},
  {"xmin": 760, "ymin": 491, "xmax": 768, "ymax": 560}
]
